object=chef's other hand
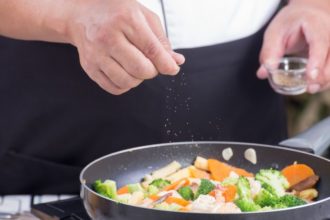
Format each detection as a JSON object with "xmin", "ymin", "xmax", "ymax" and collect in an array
[
  {"xmin": 257, "ymin": 0, "xmax": 330, "ymax": 94},
  {"xmin": 68, "ymin": 0, "xmax": 185, "ymax": 95}
]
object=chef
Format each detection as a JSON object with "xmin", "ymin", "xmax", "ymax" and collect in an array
[{"xmin": 0, "ymin": 0, "xmax": 329, "ymax": 194}]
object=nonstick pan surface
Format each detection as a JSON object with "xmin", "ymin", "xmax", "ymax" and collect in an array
[{"xmin": 80, "ymin": 142, "xmax": 330, "ymax": 220}]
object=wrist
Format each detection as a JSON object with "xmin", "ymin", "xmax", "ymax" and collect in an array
[{"xmin": 40, "ymin": 0, "xmax": 78, "ymax": 44}]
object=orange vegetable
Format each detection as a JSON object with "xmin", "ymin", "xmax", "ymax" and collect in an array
[
  {"xmin": 232, "ymin": 167, "xmax": 254, "ymax": 177},
  {"xmin": 208, "ymin": 159, "xmax": 253, "ymax": 181},
  {"xmin": 149, "ymin": 195, "xmax": 160, "ymax": 201},
  {"xmin": 163, "ymin": 178, "xmax": 189, "ymax": 191},
  {"xmin": 117, "ymin": 186, "xmax": 129, "ymax": 195},
  {"xmin": 179, "ymin": 206, "xmax": 190, "ymax": 212},
  {"xmin": 208, "ymin": 190, "xmax": 216, "ymax": 197},
  {"xmin": 165, "ymin": 197, "xmax": 190, "ymax": 207},
  {"xmin": 282, "ymin": 163, "xmax": 315, "ymax": 186},
  {"xmin": 190, "ymin": 167, "xmax": 211, "ymax": 179},
  {"xmin": 223, "ymin": 185, "xmax": 237, "ymax": 202}
]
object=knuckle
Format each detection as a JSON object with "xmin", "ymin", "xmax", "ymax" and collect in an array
[
  {"xmin": 112, "ymin": 9, "xmax": 128, "ymax": 23},
  {"xmin": 99, "ymin": 80, "xmax": 127, "ymax": 95},
  {"xmin": 116, "ymin": 77, "xmax": 133, "ymax": 89},
  {"xmin": 80, "ymin": 57, "xmax": 94, "ymax": 74},
  {"xmin": 119, "ymin": 77, "xmax": 141, "ymax": 89},
  {"xmin": 158, "ymin": 36, "xmax": 171, "ymax": 50},
  {"xmin": 107, "ymin": 36, "xmax": 121, "ymax": 50},
  {"xmin": 131, "ymin": 63, "xmax": 157, "ymax": 79},
  {"xmin": 112, "ymin": 7, "xmax": 135, "ymax": 25},
  {"xmin": 143, "ymin": 41, "xmax": 160, "ymax": 59}
]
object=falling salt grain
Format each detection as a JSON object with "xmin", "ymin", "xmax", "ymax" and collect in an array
[
  {"xmin": 244, "ymin": 148, "xmax": 257, "ymax": 164},
  {"xmin": 222, "ymin": 147, "xmax": 233, "ymax": 161}
]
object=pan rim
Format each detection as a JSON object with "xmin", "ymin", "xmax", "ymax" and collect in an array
[{"xmin": 80, "ymin": 141, "xmax": 330, "ymax": 215}]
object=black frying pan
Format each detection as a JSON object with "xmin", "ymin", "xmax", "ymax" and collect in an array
[{"xmin": 80, "ymin": 117, "xmax": 330, "ymax": 220}]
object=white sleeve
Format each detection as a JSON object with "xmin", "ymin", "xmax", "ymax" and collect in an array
[{"xmin": 137, "ymin": 0, "xmax": 281, "ymax": 49}]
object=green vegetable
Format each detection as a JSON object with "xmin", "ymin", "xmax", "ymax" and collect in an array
[
  {"xmin": 127, "ymin": 183, "xmax": 144, "ymax": 193},
  {"xmin": 235, "ymin": 177, "xmax": 261, "ymax": 212},
  {"xmin": 195, "ymin": 179, "xmax": 215, "ymax": 199},
  {"xmin": 117, "ymin": 194, "xmax": 131, "ymax": 204},
  {"xmin": 177, "ymin": 186, "xmax": 194, "ymax": 201},
  {"xmin": 236, "ymin": 177, "xmax": 252, "ymax": 199},
  {"xmin": 255, "ymin": 169, "xmax": 289, "ymax": 197},
  {"xmin": 221, "ymin": 176, "xmax": 239, "ymax": 186},
  {"xmin": 254, "ymin": 188, "xmax": 279, "ymax": 207},
  {"xmin": 273, "ymin": 203, "xmax": 288, "ymax": 209},
  {"xmin": 235, "ymin": 198, "xmax": 261, "ymax": 212},
  {"xmin": 278, "ymin": 195, "xmax": 306, "ymax": 208},
  {"xmin": 93, "ymin": 179, "xmax": 117, "ymax": 199},
  {"xmin": 155, "ymin": 202, "xmax": 181, "ymax": 211},
  {"xmin": 147, "ymin": 185, "xmax": 159, "ymax": 195},
  {"xmin": 149, "ymin": 179, "xmax": 171, "ymax": 189}
]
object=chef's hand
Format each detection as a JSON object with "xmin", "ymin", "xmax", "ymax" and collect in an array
[
  {"xmin": 67, "ymin": 0, "xmax": 185, "ymax": 95},
  {"xmin": 257, "ymin": 0, "xmax": 330, "ymax": 94}
]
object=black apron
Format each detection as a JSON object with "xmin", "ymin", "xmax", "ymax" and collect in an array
[{"xmin": 0, "ymin": 21, "xmax": 287, "ymax": 194}]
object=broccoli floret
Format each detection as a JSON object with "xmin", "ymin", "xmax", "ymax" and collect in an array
[
  {"xmin": 278, "ymin": 195, "xmax": 306, "ymax": 208},
  {"xmin": 255, "ymin": 169, "xmax": 289, "ymax": 197},
  {"xmin": 147, "ymin": 185, "xmax": 159, "ymax": 195},
  {"xmin": 235, "ymin": 198, "xmax": 261, "ymax": 212},
  {"xmin": 235, "ymin": 177, "xmax": 261, "ymax": 212},
  {"xmin": 273, "ymin": 203, "xmax": 288, "ymax": 209},
  {"xmin": 195, "ymin": 179, "xmax": 215, "ymax": 199},
  {"xmin": 236, "ymin": 177, "xmax": 252, "ymax": 199},
  {"xmin": 177, "ymin": 186, "xmax": 194, "ymax": 201},
  {"xmin": 254, "ymin": 188, "xmax": 279, "ymax": 207},
  {"xmin": 93, "ymin": 179, "xmax": 117, "ymax": 199},
  {"xmin": 149, "ymin": 179, "xmax": 171, "ymax": 189},
  {"xmin": 254, "ymin": 191, "xmax": 306, "ymax": 209}
]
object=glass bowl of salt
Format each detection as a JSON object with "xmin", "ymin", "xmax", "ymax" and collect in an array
[{"xmin": 265, "ymin": 57, "xmax": 307, "ymax": 95}]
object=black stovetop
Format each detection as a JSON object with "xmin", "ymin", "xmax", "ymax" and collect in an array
[{"xmin": 32, "ymin": 197, "xmax": 90, "ymax": 220}]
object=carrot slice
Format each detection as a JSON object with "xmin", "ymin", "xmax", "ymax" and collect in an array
[
  {"xmin": 165, "ymin": 197, "xmax": 190, "ymax": 207},
  {"xmin": 282, "ymin": 164, "xmax": 315, "ymax": 186},
  {"xmin": 208, "ymin": 159, "xmax": 253, "ymax": 181},
  {"xmin": 190, "ymin": 167, "xmax": 211, "ymax": 179},
  {"xmin": 117, "ymin": 186, "xmax": 129, "ymax": 195},
  {"xmin": 163, "ymin": 178, "xmax": 189, "ymax": 191},
  {"xmin": 232, "ymin": 167, "xmax": 254, "ymax": 177},
  {"xmin": 223, "ymin": 185, "xmax": 237, "ymax": 202},
  {"xmin": 149, "ymin": 195, "xmax": 160, "ymax": 201},
  {"xmin": 208, "ymin": 159, "xmax": 232, "ymax": 181},
  {"xmin": 208, "ymin": 190, "xmax": 216, "ymax": 197}
]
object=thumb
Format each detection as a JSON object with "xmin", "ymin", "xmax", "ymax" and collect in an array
[{"xmin": 258, "ymin": 24, "xmax": 286, "ymax": 79}]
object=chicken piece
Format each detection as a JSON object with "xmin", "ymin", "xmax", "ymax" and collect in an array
[{"xmin": 215, "ymin": 202, "xmax": 242, "ymax": 213}]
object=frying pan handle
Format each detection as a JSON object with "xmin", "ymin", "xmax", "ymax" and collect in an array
[{"xmin": 279, "ymin": 116, "xmax": 330, "ymax": 156}]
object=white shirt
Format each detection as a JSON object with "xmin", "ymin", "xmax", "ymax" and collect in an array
[{"xmin": 138, "ymin": 0, "xmax": 281, "ymax": 49}]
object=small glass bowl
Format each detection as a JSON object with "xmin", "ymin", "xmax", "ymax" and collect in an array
[{"xmin": 265, "ymin": 57, "xmax": 308, "ymax": 95}]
